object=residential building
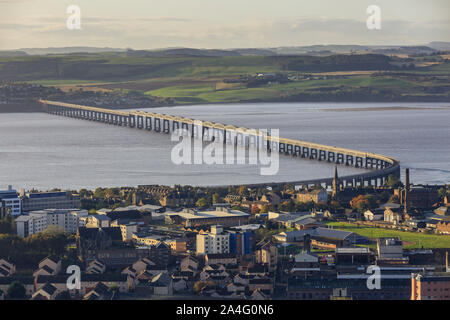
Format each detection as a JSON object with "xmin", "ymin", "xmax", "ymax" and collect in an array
[
  {"xmin": 86, "ymin": 260, "xmax": 106, "ymax": 274},
  {"xmin": 384, "ymin": 207, "xmax": 402, "ymax": 224},
  {"xmin": 255, "ymin": 240, "xmax": 278, "ymax": 272},
  {"xmin": 364, "ymin": 208, "xmax": 384, "ymax": 221},
  {"xmin": 16, "ymin": 209, "xmax": 87, "ymax": 237},
  {"xmin": 116, "ymin": 222, "xmax": 138, "ymax": 241},
  {"xmin": 15, "ymin": 212, "xmax": 47, "ymax": 238},
  {"xmin": 33, "ymin": 255, "xmax": 62, "ymax": 277},
  {"xmin": 31, "ymin": 283, "xmax": 58, "ymax": 300},
  {"xmin": 85, "ymin": 214, "xmax": 111, "ymax": 228},
  {"xmin": 180, "ymin": 256, "xmax": 199, "ymax": 272},
  {"xmin": 228, "ymin": 229, "xmax": 252, "ymax": 256},
  {"xmin": 437, "ymin": 221, "xmax": 450, "ymax": 234},
  {"xmin": 295, "ymin": 189, "xmax": 328, "ymax": 204},
  {"xmin": 205, "ymin": 253, "xmax": 237, "ymax": 265},
  {"xmin": 196, "ymin": 225, "xmax": 230, "ymax": 255},
  {"xmin": 0, "ymin": 259, "xmax": 16, "ymax": 277},
  {"xmin": 164, "ymin": 238, "xmax": 188, "ymax": 253}
]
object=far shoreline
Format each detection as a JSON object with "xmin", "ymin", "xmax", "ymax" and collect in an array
[{"xmin": 2, "ymin": 98, "xmax": 450, "ymax": 113}]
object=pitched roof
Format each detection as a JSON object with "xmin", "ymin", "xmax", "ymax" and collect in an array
[
  {"xmin": 40, "ymin": 283, "xmax": 57, "ymax": 296},
  {"xmin": 40, "ymin": 255, "xmax": 60, "ymax": 265},
  {"xmin": 150, "ymin": 272, "xmax": 171, "ymax": 286}
]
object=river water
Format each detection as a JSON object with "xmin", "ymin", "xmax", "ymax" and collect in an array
[{"xmin": 0, "ymin": 102, "xmax": 449, "ymax": 190}]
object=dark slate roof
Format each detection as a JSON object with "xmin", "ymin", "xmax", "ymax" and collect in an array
[
  {"xmin": 78, "ymin": 227, "xmax": 123, "ymax": 241},
  {"xmin": 91, "ymin": 215, "xmax": 111, "ymax": 221},
  {"xmin": 39, "ymin": 265, "xmax": 54, "ymax": 274},
  {"xmin": 40, "ymin": 283, "xmax": 57, "ymax": 295},
  {"xmin": 0, "ymin": 267, "xmax": 9, "ymax": 276},
  {"xmin": 107, "ymin": 210, "xmax": 143, "ymax": 221},
  {"xmin": 0, "ymin": 276, "xmax": 35, "ymax": 285},
  {"xmin": 36, "ymin": 273, "xmax": 128, "ymax": 284},
  {"xmin": 150, "ymin": 272, "xmax": 171, "ymax": 286},
  {"xmin": 206, "ymin": 253, "xmax": 236, "ymax": 260}
]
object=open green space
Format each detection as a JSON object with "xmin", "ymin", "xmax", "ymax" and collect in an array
[
  {"xmin": 1, "ymin": 53, "xmax": 448, "ymax": 104},
  {"xmin": 325, "ymin": 222, "xmax": 450, "ymax": 249}
]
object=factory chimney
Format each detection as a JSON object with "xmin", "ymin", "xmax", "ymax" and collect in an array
[{"xmin": 404, "ymin": 168, "xmax": 410, "ymax": 214}]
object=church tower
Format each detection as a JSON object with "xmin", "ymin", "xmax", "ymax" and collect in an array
[{"xmin": 332, "ymin": 165, "xmax": 339, "ymax": 198}]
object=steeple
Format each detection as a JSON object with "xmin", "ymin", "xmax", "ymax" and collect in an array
[{"xmin": 332, "ymin": 165, "xmax": 339, "ymax": 198}]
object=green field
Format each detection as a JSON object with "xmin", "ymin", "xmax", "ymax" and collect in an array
[
  {"xmin": 146, "ymin": 76, "xmax": 423, "ymax": 104},
  {"xmin": 1, "ymin": 53, "xmax": 449, "ymax": 104},
  {"xmin": 326, "ymin": 222, "xmax": 450, "ymax": 249}
]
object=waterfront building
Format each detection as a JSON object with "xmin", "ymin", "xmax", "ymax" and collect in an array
[
  {"xmin": 20, "ymin": 190, "xmax": 80, "ymax": 213},
  {"xmin": 0, "ymin": 185, "xmax": 21, "ymax": 215}
]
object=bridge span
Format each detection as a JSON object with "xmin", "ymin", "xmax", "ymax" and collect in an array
[{"xmin": 39, "ymin": 99, "xmax": 400, "ymax": 189}]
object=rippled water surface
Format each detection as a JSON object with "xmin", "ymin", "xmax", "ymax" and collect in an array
[{"xmin": 0, "ymin": 102, "xmax": 449, "ymax": 190}]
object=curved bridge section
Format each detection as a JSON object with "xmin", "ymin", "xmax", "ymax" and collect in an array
[{"xmin": 40, "ymin": 99, "xmax": 400, "ymax": 189}]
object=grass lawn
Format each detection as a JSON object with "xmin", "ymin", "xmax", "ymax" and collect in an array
[
  {"xmin": 145, "ymin": 74, "xmax": 428, "ymax": 104},
  {"xmin": 325, "ymin": 221, "xmax": 450, "ymax": 249}
]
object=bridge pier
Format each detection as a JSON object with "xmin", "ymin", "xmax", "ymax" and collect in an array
[
  {"xmin": 154, "ymin": 118, "xmax": 161, "ymax": 132},
  {"xmin": 302, "ymin": 147, "xmax": 309, "ymax": 158},
  {"xmin": 163, "ymin": 119, "xmax": 170, "ymax": 134},
  {"xmin": 346, "ymin": 155, "xmax": 354, "ymax": 166},
  {"xmin": 319, "ymin": 150, "xmax": 326, "ymax": 161},
  {"xmin": 336, "ymin": 153, "xmax": 344, "ymax": 164},
  {"xmin": 328, "ymin": 151, "xmax": 335, "ymax": 163},
  {"xmin": 144, "ymin": 117, "xmax": 152, "ymax": 130}
]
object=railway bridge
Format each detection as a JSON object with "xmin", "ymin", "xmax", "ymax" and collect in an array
[{"xmin": 40, "ymin": 99, "xmax": 400, "ymax": 189}]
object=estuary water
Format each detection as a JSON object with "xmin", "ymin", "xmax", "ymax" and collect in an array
[{"xmin": 0, "ymin": 102, "xmax": 449, "ymax": 190}]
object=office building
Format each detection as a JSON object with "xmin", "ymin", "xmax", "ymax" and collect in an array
[
  {"xmin": 20, "ymin": 190, "xmax": 80, "ymax": 213},
  {"xmin": 0, "ymin": 185, "xmax": 21, "ymax": 215}
]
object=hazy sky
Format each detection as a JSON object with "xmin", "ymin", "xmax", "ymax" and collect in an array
[{"xmin": 0, "ymin": 0, "xmax": 449, "ymax": 50}]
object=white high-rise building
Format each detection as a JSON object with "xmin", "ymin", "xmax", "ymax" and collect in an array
[
  {"xmin": 15, "ymin": 212, "xmax": 47, "ymax": 238},
  {"xmin": 196, "ymin": 225, "xmax": 230, "ymax": 255},
  {"xmin": 15, "ymin": 209, "xmax": 88, "ymax": 237}
]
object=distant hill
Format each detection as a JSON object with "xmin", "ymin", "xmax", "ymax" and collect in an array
[
  {"xmin": 17, "ymin": 46, "xmax": 126, "ymax": 55},
  {"xmin": 0, "ymin": 50, "xmax": 28, "ymax": 57},
  {"xmin": 3, "ymin": 43, "xmax": 446, "ymax": 58},
  {"xmin": 126, "ymin": 48, "xmax": 241, "ymax": 57},
  {"xmin": 428, "ymin": 41, "xmax": 450, "ymax": 51}
]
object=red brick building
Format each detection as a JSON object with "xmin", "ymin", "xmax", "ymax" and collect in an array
[{"xmin": 411, "ymin": 273, "xmax": 450, "ymax": 300}]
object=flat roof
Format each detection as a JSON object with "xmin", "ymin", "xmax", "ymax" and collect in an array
[
  {"xmin": 167, "ymin": 208, "xmax": 249, "ymax": 220},
  {"xmin": 336, "ymin": 247, "xmax": 370, "ymax": 254}
]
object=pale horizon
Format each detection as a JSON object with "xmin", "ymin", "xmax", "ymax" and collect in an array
[{"xmin": 1, "ymin": 0, "xmax": 449, "ymax": 51}]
